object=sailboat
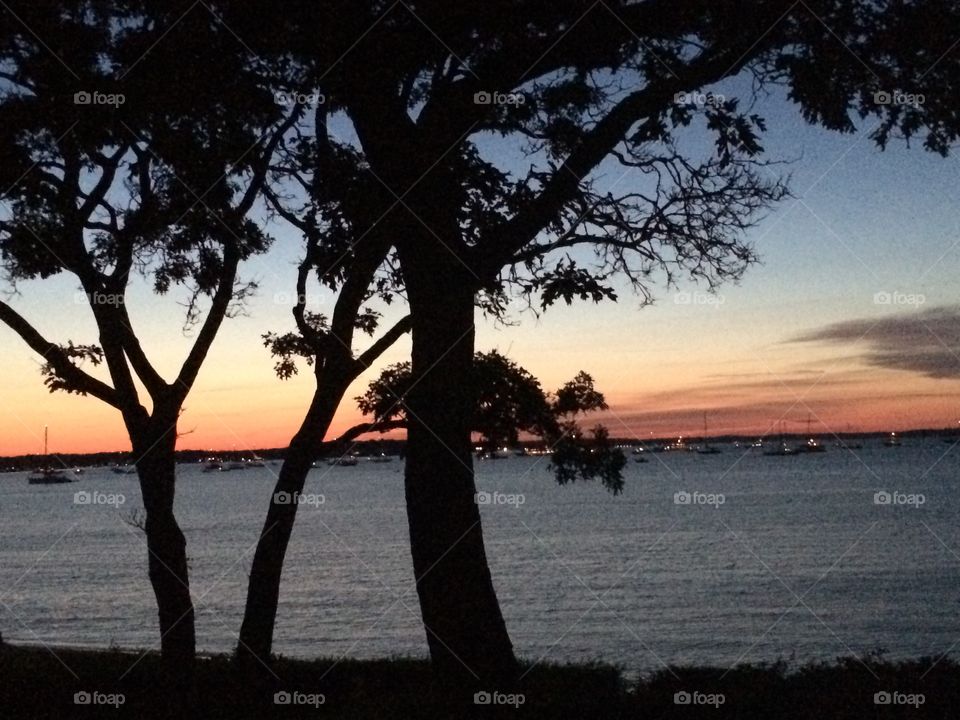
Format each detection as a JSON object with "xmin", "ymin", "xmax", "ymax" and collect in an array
[
  {"xmin": 27, "ymin": 426, "xmax": 71, "ymax": 484},
  {"xmin": 764, "ymin": 421, "xmax": 799, "ymax": 456},
  {"xmin": 696, "ymin": 412, "xmax": 722, "ymax": 454},
  {"xmin": 245, "ymin": 455, "xmax": 266, "ymax": 468},
  {"xmin": 764, "ymin": 440, "xmax": 799, "ymax": 456},
  {"xmin": 795, "ymin": 414, "xmax": 826, "ymax": 453}
]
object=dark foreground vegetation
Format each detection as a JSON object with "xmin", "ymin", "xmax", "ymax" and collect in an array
[{"xmin": 1, "ymin": 643, "xmax": 956, "ymax": 719}]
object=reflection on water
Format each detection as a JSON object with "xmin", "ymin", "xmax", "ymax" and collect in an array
[{"xmin": 1, "ymin": 440, "xmax": 958, "ymax": 673}]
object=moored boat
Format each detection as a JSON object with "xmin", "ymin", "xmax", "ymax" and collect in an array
[
  {"xmin": 697, "ymin": 413, "xmax": 722, "ymax": 454},
  {"xmin": 27, "ymin": 427, "xmax": 71, "ymax": 484},
  {"xmin": 764, "ymin": 441, "xmax": 800, "ymax": 457},
  {"xmin": 28, "ymin": 467, "xmax": 71, "ymax": 484}
]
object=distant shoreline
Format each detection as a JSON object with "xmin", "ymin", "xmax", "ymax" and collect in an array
[{"xmin": 2, "ymin": 427, "xmax": 957, "ymax": 473}]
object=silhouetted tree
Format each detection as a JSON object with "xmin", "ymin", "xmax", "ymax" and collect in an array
[
  {"xmin": 0, "ymin": 0, "xmax": 292, "ymax": 691},
  {"xmin": 235, "ymin": 104, "xmax": 410, "ymax": 666},
  {"xmin": 233, "ymin": 0, "xmax": 960, "ymax": 696},
  {"xmin": 235, "ymin": 108, "xmax": 624, "ymax": 670},
  {"xmin": 357, "ymin": 351, "xmax": 626, "ymax": 488}
]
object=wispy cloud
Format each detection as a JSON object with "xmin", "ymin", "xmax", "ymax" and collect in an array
[{"xmin": 790, "ymin": 305, "xmax": 960, "ymax": 379}]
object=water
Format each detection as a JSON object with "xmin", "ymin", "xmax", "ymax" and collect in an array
[{"xmin": 2, "ymin": 441, "xmax": 959, "ymax": 675}]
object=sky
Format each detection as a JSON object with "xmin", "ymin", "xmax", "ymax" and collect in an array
[{"xmin": 1, "ymin": 80, "xmax": 959, "ymax": 456}]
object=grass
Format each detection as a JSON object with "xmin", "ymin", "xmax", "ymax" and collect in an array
[{"xmin": 1, "ymin": 642, "xmax": 956, "ymax": 718}]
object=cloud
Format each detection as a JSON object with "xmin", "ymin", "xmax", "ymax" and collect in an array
[
  {"xmin": 790, "ymin": 305, "xmax": 960, "ymax": 379},
  {"xmin": 604, "ymin": 387, "xmax": 960, "ymax": 437}
]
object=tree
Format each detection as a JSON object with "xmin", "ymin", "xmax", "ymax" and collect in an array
[
  {"xmin": 0, "ymin": 0, "xmax": 292, "ymax": 689},
  {"xmin": 231, "ymin": 71, "xmax": 628, "ymax": 671},
  {"xmin": 226, "ymin": 0, "xmax": 960, "ymax": 696},
  {"xmin": 239, "ymin": 336, "xmax": 623, "ymax": 671},
  {"xmin": 357, "ymin": 351, "xmax": 626, "ymax": 489},
  {"xmin": 235, "ymin": 106, "xmax": 411, "ymax": 666}
]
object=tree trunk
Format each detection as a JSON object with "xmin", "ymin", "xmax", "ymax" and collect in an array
[
  {"xmin": 133, "ymin": 415, "xmax": 195, "ymax": 694},
  {"xmin": 236, "ymin": 385, "xmax": 344, "ymax": 667},
  {"xmin": 402, "ymin": 254, "xmax": 519, "ymax": 695}
]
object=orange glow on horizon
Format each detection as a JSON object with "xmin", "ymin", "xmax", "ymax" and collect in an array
[{"xmin": 3, "ymin": 366, "xmax": 959, "ymax": 457}]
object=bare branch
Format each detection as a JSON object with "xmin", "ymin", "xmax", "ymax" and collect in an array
[
  {"xmin": 0, "ymin": 300, "xmax": 122, "ymax": 409},
  {"xmin": 354, "ymin": 315, "xmax": 411, "ymax": 373},
  {"xmin": 170, "ymin": 244, "xmax": 240, "ymax": 403}
]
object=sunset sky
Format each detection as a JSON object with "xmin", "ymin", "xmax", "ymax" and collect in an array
[{"xmin": 2, "ymin": 82, "xmax": 959, "ymax": 456}]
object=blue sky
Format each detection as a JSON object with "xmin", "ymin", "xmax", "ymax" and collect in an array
[{"xmin": 2, "ymin": 76, "xmax": 959, "ymax": 454}]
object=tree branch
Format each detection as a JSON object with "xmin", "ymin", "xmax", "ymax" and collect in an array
[
  {"xmin": 237, "ymin": 107, "xmax": 304, "ymax": 216},
  {"xmin": 474, "ymin": 43, "xmax": 758, "ymax": 279},
  {"xmin": 113, "ymin": 302, "xmax": 169, "ymax": 398},
  {"xmin": 0, "ymin": 301, "xmax": 122, "ymax": 409},
  {"xmin": 320, "ymin": 418, "xmax": 407, "ymax": 452},
  {"xmin": 353, "ymin": 314, "xmax": 411, "ymax": 374},
  {"xmin": 170, "ymin": 244, "xmax": 240, "ymax": 403},
  {"xmin": 77, "ymin": 144, "xmax": 128, "ymax": 224}
]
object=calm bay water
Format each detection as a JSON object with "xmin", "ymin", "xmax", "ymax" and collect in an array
[{"xmin": 2, "ymin": 441, "xmax": 959, "ymax": 674}]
